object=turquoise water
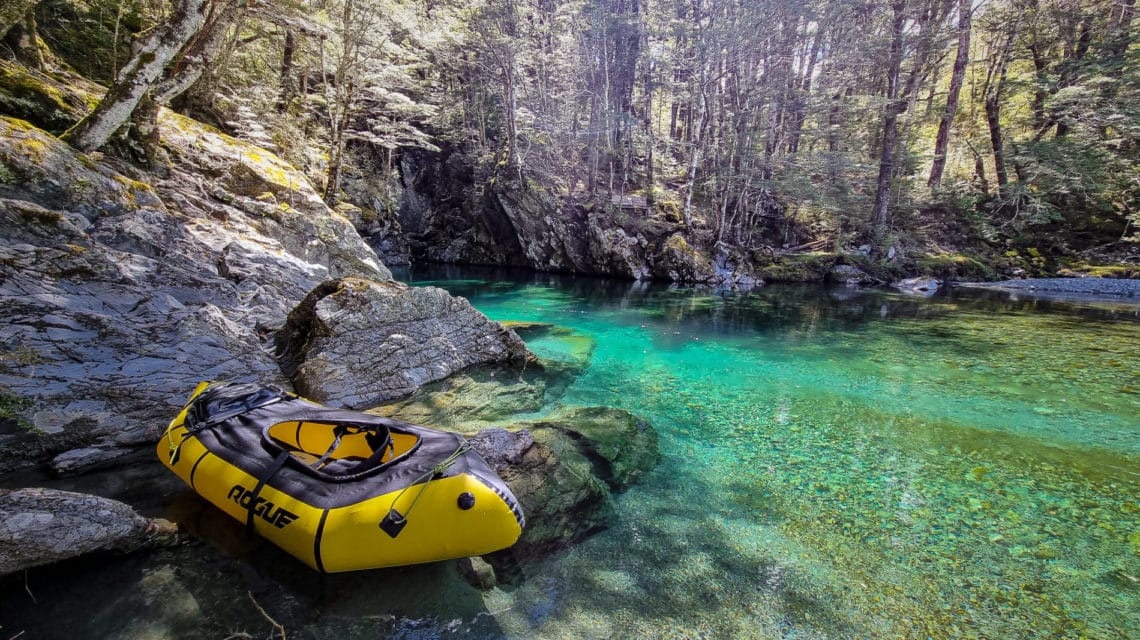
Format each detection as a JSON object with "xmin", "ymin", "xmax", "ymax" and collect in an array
[
  {"xmin": 409, "ymin": 268, "xmax": 1140, "ymax": 639},
  {"xmin": 1, "ymin": 269, "xmax": 1138, "ymax": 639}
]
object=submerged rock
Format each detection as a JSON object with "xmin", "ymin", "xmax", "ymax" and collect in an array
[
  {"xmin": 278, "ymin": 278, "xmax": 533, "ymax": 408},
  {"xmin": 373, "ymin": 324, "xmax": 595, "ymax": 429},
  {"xmin": 468, "ymin": 406, "xmax": 660, "ymax": 570},
  {"xmin": 525, "ymin": 406, "xmax": 660, "ymax": 491},
  {"xmin": 0, "ymin": 488, "xmax": 174, "ymax": 575},
  {"xmin": 372, "ymin": 366, "xmax": 558, "ymax": 431}
]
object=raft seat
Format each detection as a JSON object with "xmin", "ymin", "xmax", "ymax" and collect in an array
[{"xmin": 265, "ymin": 420, "xmax": 420, "ymax": 478}]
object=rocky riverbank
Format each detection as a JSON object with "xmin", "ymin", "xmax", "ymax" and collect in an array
[
  {"xmin": 958, "ymin": 277, "xmax": 1140, "ymax": 299},
  {"xmin": 0, "ymin": 96, "xmax": 659, "ymax": 577}
]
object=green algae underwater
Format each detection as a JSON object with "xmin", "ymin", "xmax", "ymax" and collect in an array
[
  {"xmin": 1, "ymin": 268, "xmax": 1137, "ymax": 639},
  {"xmin": 410, "ymin": 268, "xmax": 1139, "ymax": 639}
]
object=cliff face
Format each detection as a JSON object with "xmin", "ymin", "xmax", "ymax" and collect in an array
[{"xmin": 397, "ymin": 149, "xmax": 761, "ymax": 287}]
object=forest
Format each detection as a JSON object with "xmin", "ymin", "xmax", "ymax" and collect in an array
[{"xmin": 2, "ymin": 0, "xmax": 1138, "ymax": 279}]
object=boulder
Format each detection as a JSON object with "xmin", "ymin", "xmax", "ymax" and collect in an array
[
  {"xmin": 371, "ymin": 365, "xmax": 563, "ymax": 432},
  {"xmin": 372, "ymin": 324, "xmax": 595, "ymax": 430},
  {"xmin": 278, "ymin": 278, "xmax": 533, "ymax": 408},
  {"xmin": 472, "ymin": 427, "xmax": 614, "ymax": 562},
  {"xmin": 469, "ymin": 406, "xmax": 660, "ymax": 567},
  {"xmin": 523, "ymin": 406, "xmax": 660, "ymax": 492},
  {"xmin": 652, "ymin": 235, "xmax": 759, "ymax": 287},
  {"xmin": 829, "ymin": 264, "xmax": 875, "ymax": 286},
  {"xmin": 891, "ymin": 277, "xmax": 941, "ymax": 294},
  {"xmin": 0, "ymin": 488, "xmax": 174, "ymax": 576},
  {"xmin": 653, "ymin": 233, "xmax": 713, "ymax": 282}
]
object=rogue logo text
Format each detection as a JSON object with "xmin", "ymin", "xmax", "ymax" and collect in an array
[{"xmin": 227, "ymin": 484, "xmax": 299, "ymax": 528}]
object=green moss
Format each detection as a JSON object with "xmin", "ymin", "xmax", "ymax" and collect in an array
[
  {"xmin": 0, "ymin": 61, "xmax": 79, "ymax": 133},
  {"xmin": 655, "ymin": 198, "xmax": 683, "ymax": 224},
  {"xmin": 0, "ymin": 392, "xmax": 33, "ymax": 430},
  {"xmin": 0, "ymin": 385, "xmax": 37, "ymax": 434},
  {"xmin": 1056, "ymin": 262, "xmax": 1139, "ymax": 279},
  {"xmin": 664, "ymin": 233, "xmax": 699, "ymax": 257},
  {"xmin": 755, "ymin": 252, "xmax": 839, "ymax": 282},
  {"xmin": 916, "ymin": 254, "xmax": 996, "ymax": 281},
  {"xmin": 17, "ymin": 205, "xmax": 64, "ymax": 225}
]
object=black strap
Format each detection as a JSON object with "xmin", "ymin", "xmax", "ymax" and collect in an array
[
  {"xmin": 310, "ymin": 426, "xmax": 347, "ymax": 470},
  {"xmin": 245, "ymin": 450, "xmax": 291, "ymax": 533},
  {"xmin": 187, "ymin": 394, "xmax": 284, "ymax": 435},
  {"xmin": 261, "ymin": 421, "xmax": 396, "ymax": 482}
]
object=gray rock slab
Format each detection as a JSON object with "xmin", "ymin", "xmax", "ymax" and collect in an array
[
  {"xmin": 0, "ymin": 488, "xmax": 162, "ymax": 575},
  {"xmin": 280, "ymin": 279, "xmax": 532, "ymax": 408}
]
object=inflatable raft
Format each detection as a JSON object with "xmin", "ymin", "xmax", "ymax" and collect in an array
[{"xmin": 158, "ymin": 382, "xmax": 524, "ymax": 572}]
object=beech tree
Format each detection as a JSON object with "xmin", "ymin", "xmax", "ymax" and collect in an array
[
  {"xmin": 927, "ymin": 0, "xmax": 971, "ymax": 187},
  {"xmin": 29, "ymin": 0, "xmax": 1131, "ymax": 253},
  {"xmin": 62, "ymin": 0, "xmax": 218, "ymax": 152}
]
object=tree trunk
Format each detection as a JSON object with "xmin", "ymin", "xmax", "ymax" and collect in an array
[
  {"xmin": 645, "ymin": 55, "xmax": 655, "ymax": 207},
  {"xmin": 788, "ymin": 22, "xmax": 823, "ymax": 155},
  {"xmin": 984, "ymin": 24, "xmax": 1018, "ymax": 195},
  {"xmin": 3, "ymin": 9, "xmax": 46, "ymax": 70},
  {"xmin": 871, "ymin": 0, "xmax": 907, "ymax": 232},
  {"xmin": 0, "ymin": 0, "xmax": 39, "ymax": 39},
  {"xmin": 1098, "ymin": 0, "xmax": 1135, "ymax": 136},
  {"xmin": 129, "ymin": 0, "xmax": 243, "ymax": 166},
  {"xmin": 62, "ymin": 0, "xmax": 211, "ymax": 152},
  {"xmin": 683, "ymin": 84, "xmax": 706, "ymax": 233},
  {"xmin": 277, "ymin": 30, "xmax": 296, "ymax": 112},
  {"xmin": 928, "ymin": 0, "xmax": 971, "ymax": 187}
]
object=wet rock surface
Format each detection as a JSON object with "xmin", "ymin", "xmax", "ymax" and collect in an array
[
  {"xmin": 0, "ymin": 487, "xmax": 172, "ymax": 575},
  {"xmin": 891, "ymin": 277, "xmax": 941, "ymax": 294}
]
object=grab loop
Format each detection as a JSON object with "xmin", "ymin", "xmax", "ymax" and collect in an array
[{"xmin": 379, "ymin": 441, "xmax": 471, "ymax": 538}]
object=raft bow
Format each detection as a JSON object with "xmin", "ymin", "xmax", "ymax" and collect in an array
[{"xmin": 158, "ymin": 381, "xmax": 524, "ymax": 572}]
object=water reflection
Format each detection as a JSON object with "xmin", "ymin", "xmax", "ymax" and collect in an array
[{"xmin": 2, "ymin": 267, "xmax": 1138, "ymax": 639}]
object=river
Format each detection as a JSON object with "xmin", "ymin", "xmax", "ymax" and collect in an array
[{"xmin": 2, "ymin": 267, "xmax": 1138, "ymax": 639}]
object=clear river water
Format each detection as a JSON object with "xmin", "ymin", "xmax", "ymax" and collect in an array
[{"xmin": 2, "ymin": 267, "xmax": 1138, "ymax": 639}]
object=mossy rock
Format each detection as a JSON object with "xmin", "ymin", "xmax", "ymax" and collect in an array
[
  {"xmin": 655, "ymin": 198, "xmax": 683, "ymax": 224},
  {"xmin": 754, "ymin": 252, "xmax": 839, "ymax": 283},
  {"xmin": 0, "ymin": 60, "xmax": 87, "ymax": 134},
  {"xmin": 524, "ymin": 406, "xmax": 660, "ymax": 492},
  {"xmin": 916, "ymin": 254, "xmax": 996, "ymax": 282},
  {"xmin": 499, "ymin": 320, "xmax": 555, "ymax": 336},
  {"xmin": 1056, "ymin": 262, "xmax": 1139, "ymax": 279},
  {"xmin": 652, "ymin": 232, "xmax": 714, "ymax": 281}
]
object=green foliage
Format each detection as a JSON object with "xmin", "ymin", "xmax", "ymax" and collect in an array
[
  {"xmin": 14, "ymin": 0, "xmax": 1135, "ymax": 276},
  {"xmin": 915, "ymin": 254, "xmax": 996, "ymax": 281},
  {"xmin": 0, "ymin": 391, "xmax": 34, "ymax": 431},
  {"xmin": 35, "ymin": 0, "xmax": 147, "ymax": 84}
]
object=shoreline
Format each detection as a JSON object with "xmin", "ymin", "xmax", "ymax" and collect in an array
[{"xmin": 955, "ymin": 277, "xmax": 1140, "ymax": 305}]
